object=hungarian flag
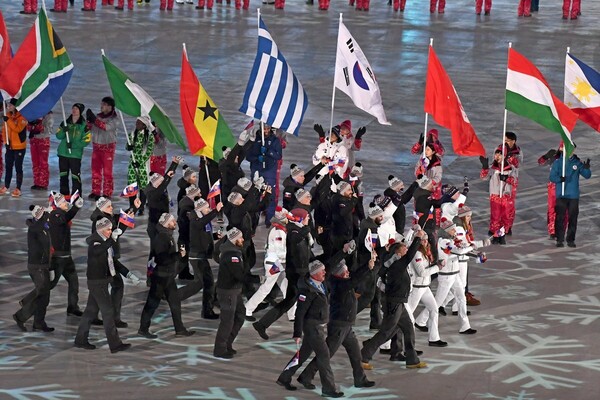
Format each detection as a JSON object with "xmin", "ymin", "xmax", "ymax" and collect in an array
[
  {"xmin": 424, "ymin": 46, "xmax": 485, "ymax": 157},
  {"xmin": 564, "ymin": 53, "xmax": 600, "ymax": 133},
  {"xmin": 0, "ymin": 10, "xmax": 12, "ymax": 74},
  {"xmin": 506, "ymin": 48, "xmax": 578, "ymax": 156},
  {"xmin": 102, "ymin": 53, "xmax": 187, "ymax": 151},
  {"xmin": 180, "ymin": 48, "xmax": 235, "ymax": 160},
  {"xmin": 0, "ymin": 8, "xmax": 73, "ymax": 120}
]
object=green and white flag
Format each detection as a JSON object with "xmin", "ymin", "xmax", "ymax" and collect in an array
[{"xmin": 102, "ymin": 53, "xmax": 187, "ymax": 151}]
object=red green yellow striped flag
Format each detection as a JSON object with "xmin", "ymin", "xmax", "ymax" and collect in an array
[{"xmin": 180, "ymin": 48, "xmax": 235, "ymax": 161}]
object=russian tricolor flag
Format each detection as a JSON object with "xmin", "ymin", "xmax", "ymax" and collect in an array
[
  {"xmin": 565, "ymin": 53, "xmax": 600, "ymax": 132},
  {"xmin": 118, "ymin": 209, "xmax": 135, "ymax": 229}
]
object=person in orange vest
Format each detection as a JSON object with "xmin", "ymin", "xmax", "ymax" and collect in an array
[{"xmin": 1, "ymin": 99, "xmax": 29, "ymax": 197}]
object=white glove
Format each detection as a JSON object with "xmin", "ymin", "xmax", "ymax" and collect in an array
[
  {"xmin": 344, "ymin": 240, "xmax": 356, "ymax": 254},
  {"xmin": 126, "ymin": 271, "xmax": 142, "ymax": 285},
  {"xmin": 483, "ymin": 238, "xmax": 492, "ymax": 247},
  {"xmin": 49, "ymin": 270, "xmax": 55, "ymax": 282},
  {"xmin": 253, "ymin": 171, "xmax": 265, "ymax": 189},
  {"xmin": 111, "ymin": 228, "xmax": 123, "ymax": 241},
  {"xmin": 74, "ymin": 197, "xmax": 84, "ymax": 208},
  {"xmin": 308, "ymin": 234, "xmax": 315, "ymax": 247},
  {"xmin": 376, "ymin": 277, "xmax": 386, "ymax": 293},
  {"xmin": 238, "ymin": 128, "xmax": 250, "ymax": 145},
  {"xmin": 188, "ymin": 264, "xmax": 194, "ymax": 275},
  {"xmin": 248, "ymin": 127, "xmax": 256, "ymax": 142}
]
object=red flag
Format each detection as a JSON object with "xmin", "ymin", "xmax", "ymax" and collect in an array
[
  {"xmin": 424, "ymin": 46, "xmax": 486, "ymax": 157},
  {"xmin": 0, "ymin": 10, "xmax": 12, "ymax": 74}
]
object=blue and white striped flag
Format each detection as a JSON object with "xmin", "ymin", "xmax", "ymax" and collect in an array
[{"xmin": 239, "ymin": 17, "xmax": 308, "ymax": 136}]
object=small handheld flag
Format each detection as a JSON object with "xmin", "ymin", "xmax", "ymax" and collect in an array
[
  {"xmin": 69, "ymin": 190, "xmax": 80, "ymax": 205},
  {"xmin": 119, "ymin": 209, "xmax": 135, "ymax": 229},
  {"xmin": 284, "ymin": 342, "xmax": 301, "ymax": 371},
  {"xmin": 206, "ymin": 179, "xmax": 221, "ymax": 200},
  {"xmin": 365, "ymin": 228, "xmax": 373, "ymax": 253},
  {"xmin": 120, "ymin": 182, "xmax": 139, "ymax": 198}
]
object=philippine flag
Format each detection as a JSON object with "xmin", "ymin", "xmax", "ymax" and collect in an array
[
  {"xmin": 120, "ymin": 182, "xmax": 139, "ymax": 198},
  {"xmin": 118, "ymin": 209, "xmax": 135, "ymax": 229},
  {"xmin": 565, "ymin": 53, "xmax": 600, "ymax": 132}
]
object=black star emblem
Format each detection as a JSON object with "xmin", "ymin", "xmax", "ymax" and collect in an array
[{"xmin": 198, "ymin": 100, "xmax": 218, "ymax": 121}]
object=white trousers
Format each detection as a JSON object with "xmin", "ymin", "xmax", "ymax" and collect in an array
[
  {"xmin": 407, "ymin": 287, "xmax": 441, "ymax": 342},
  {"xmin": 245, "ymin": 265, "xmax": 296, "ymax": 320},
  {"xmin": 416, "ymin": 273, "xmax": 470, "ymax": 332},
  {"xmin": 442, "ymin": 261, "xmax": 468, "ymax": 312}
]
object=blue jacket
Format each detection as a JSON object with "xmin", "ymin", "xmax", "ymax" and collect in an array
[
  {"xmin": 246, "ymin": 132, "xmax": 282, "ymax": 172},
  {"xmin": 549, "ymin": 154, "xmax": 591, "ymax": 199}
]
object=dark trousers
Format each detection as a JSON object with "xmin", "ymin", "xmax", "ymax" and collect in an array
[
  {"xmin": 15, "ymin": 265, "xmax": 51, "ymax": 327},
  {"xmin": 299, "ymin": 322, "xmax": 367, "ymax": 386},
  {"xmin": 361, "ymin": 301, "xmax": 419, "ymax": 365},
  {"xmin": 214, "ymin": 288, "xmax": 245, "ymax": 355},
  {"xmin": 256, "ymin": 272, "xmax": 299, "ymax": 330},
  {"xmin": 356, "ymin": 271, "xmax": 382, "ymax": 328},
  {"xmin": 555, "ymin": 197, "xmax": 579, "ymax": 244},
  {"xmin": 58, "ymin": 156, "xmax": 82, "ymax": 196},
  {"xmin": 178, "ymin": 258, "xmax": 215, "ymax": 315},
  {"xmin": 4, "ymin": 148, "xmax": 25, "ymax": 189},
  {"xmin": 146, "ymin": 222, "xmax": 158, "ymax": 260},
  {"xmin": 278, "ymin": 322, "xmax": 336, "ymax": 394},
  {"xmin": 75, "ymin": 282, "xmax": 122, "ymax": 350},
  {"xmin": 177, "ymin": 239, "xmax": 191, "ymax": 279},
  {"xmin": 93, "ymin": 265, "xmax": 125, "ymax": 322},
  {"xmin": 49, "ymin": 256, "xmax": 80, "ymax": 311},
  {"xmin": 139, "ymin": 272, "xmax": 185, "ymax": 332}
]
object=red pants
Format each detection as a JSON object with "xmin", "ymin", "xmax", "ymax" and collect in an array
[
  {"xmin": 489, "ymin": 194, "xmax": 516, "ymax": 235},
  {"xmin": 117, "ymin": 0, "xmax": 134, "ymax": 8},
  {"xmin": 102, "ymin": 0, "xmax": 115, "ymax": 4},
  {"xmin": 547, "ymin": 182, "xmax": 568, "ymax": 236},
  {"xmin": 234, "ymin": 0, "xmax": 249, "ymax": 9},
  {"xmin": 160, "ymin": 0, "xmax": 175, "ymax": 9},
  {"xmin": 198, "ymin": 0, "xmax": 215, "ymax": 8},
  {"xmin": 563, "ymin": 0, "xmax": 580, "ymax": 18},
  {"xmin": 394, "ymin": 0, "xmax": 407, "ymax": 11},
  {"xmin": 430, "ymin": 0, "xmax": 445, "ymax": 12},
  {"xmin": 274, "ymin": 0, "xmax": 285, "ymax": 8},
  {"xmin": 518, "ymin": 0, "xmax": 531, "ymax": 15},
  {"xmin": 318, "ymin": 0, "xmax": 330, "ymax": 10},
  {"xmin": 30, "ymin": 137, "xmax": 50, "ymax": 188},
  {"xmin": 83, "ymin": 0, "xmax": 98, "ymax": 10},
  {"xmin": 150, "ymin": 155, "xmax": 167, "ymax": 176},
  {"xmin": 91, "ymin": 143, "xmax": 116, "ymax": 197},
  {"xmin": 475, "ymin": 0, "xmax": 491, "ymax": 13},
  {"xmin": 52, "ymin": 0, "xmax": 68, "ymax": 11},
  {"xmin": 356, "ymin": 0, "xmax": 370, "ymax": 10},
  {"xmin": 24, "ymin": 0, "xmax": 39, "ymax": 12}
]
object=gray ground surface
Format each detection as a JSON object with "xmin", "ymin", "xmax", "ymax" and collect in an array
[{"xmin": 1, "ymin": 1, "xmax": 599, "ymax": 399}]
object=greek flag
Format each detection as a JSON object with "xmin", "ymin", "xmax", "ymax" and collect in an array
[{"xmin": 239, "ymin": 17, "xmax": 308, "ymax": 136}]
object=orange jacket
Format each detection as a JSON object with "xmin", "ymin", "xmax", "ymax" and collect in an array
[{"xmin": 2, "ymin": 110, "xmax": 28, "ymax": 150}]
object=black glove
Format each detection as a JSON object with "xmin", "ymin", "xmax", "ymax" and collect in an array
[
  {"xmin": 446, "ymin": 185, "xmax": 459, "ymax": 198},
  {"xmin": 499, "ymin": 174, "xmax": 508, "ymax": 182},
  {"xmin": 125, "ymin": 143, "xmax": 134, "ymax": 151},
  {"xmin": 416, "ymin": 173, "xmax": 423, "ymax": 180},
  {"xmin": 29, "ymin": 131, "xmax": 35, "ymax": 139},
  {"xmin": 479, "ymin": 156, "xmax": 489, "ymax": 170},
  {"xmin": 132, "ymin": 160, "xmax": 140, "ymax": 169},
  {"xmin": 85, "ymin": 109, "xmax": 96, "ymax": 124},
  {"xmin": 417, "ymin": 131, "xmax": 424, "ymax": 144},
  {"xmin": 560, "ymin": 176, "xmax": 566, "ymax": 182},
  {"xmin": 5, "ymin": 144, "xmax": 8, "ymax": 151},
  {"xmin": 2, "ymin": 116, "xmax": 8, "ymax": 122},
  {"xmin": 313, "ymin": 124, "xmax": 325, "ymax": 139},
  {"xmin": 356, "ymin": 126, "xmax": 367, "ymax": 140},
  {"xmin": 583, "ymin": 158, "xmax": 591, "ymax": 169},
  {"xmin": 543, "ymin": 149, "xmax": 557, "ymax": 161},
  {"xmin": 463, "ymin": 181, "xmax": 469, "ymax": 195}
]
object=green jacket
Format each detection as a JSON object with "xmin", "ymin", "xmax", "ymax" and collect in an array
[{"xmin": 56, "ymin": 116, "xmax": 91, "ymax": 159}]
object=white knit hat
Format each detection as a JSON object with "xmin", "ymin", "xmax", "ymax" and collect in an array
[
  {"xmin": 96, "ymin": 217, "xmax": 112, "ymax": 232},
  {"xmin": 30, "ymin": 205, "xmax": 45, "ymax": 220},
  {"xmin": 295, "ymin": 188, "xmax": 311, "ymax": 202},
  {"xmin": 331, "ymin": 260, "xmax": 348, "ymax": 276},
  {"xmin": 194, "ymin": 198, "xmax": 209, "ymax": 211},
  {"xmin": 337, "ymin": 181, "xmax": 351, "ymax": 194},
  {"xmin": 149, "ymin": 172, "xmax": 164, "ymax": 188},
  {"xmin": 96, "ymin": 196, "xmax": 112, "ymax": 212},
  {"xmin": 159, "ymin": 213, "xmax": 176, "ymax": 227},
  {"xmin": 440, "ymin": 217, "xmax": 456, "ymax": 232},
  {"xmin": 237, "ymin": 177, "xmax": 252, "ymax": 193},
  {"xmin": 309, "ymin": 260, "xmax": 325, "ymax": 275},
  {"xmin": 368, "ymin": 203, "xmax": 384, "ymax": 219},
  {"xmin": 186, "ymin": 185, "xmax": 201, "ymax": 198},
  {"xmin": 290, "ymin": 164, "xmax": 304, "ymax": 179},
  {"xmin": 228, "ymin": 192, "xmax": 243, "ymax": 204},
  {"xmin": 227, "ymin": 227, "xmax": 243, "ymax": 243},
  {"xmin": 457, "ymin": 204, "xmax": 472, "ymax": 218},
  {"xmin": 417, "ymin": 175, "xmax": 432, "ymax": 189},
  {"xmin": 350, "ymin": 162, "xmax": 363, "ymax": 177},
  {"xmin": 388, "ymin": 175, "xmax": 404, "ymax": 191},
  {"xmin": 51, "ymin": 191, "xmax": 68, "ymax": 208}
]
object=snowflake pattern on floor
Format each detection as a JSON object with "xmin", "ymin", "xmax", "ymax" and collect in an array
[
  {"xmin": 0, "ymin": 383, "xmax": 79, "ymax": 399},
  {"xmin": 420, "ymin": 334, "xmax": 600, "ymax": 389},
  {"xmin": 478, "ymin": 315, "xmax": 550, "ymax": 333},
  {"xmin": 474, "ymin": 390, "xmax": 557, "ymax": 400},
  {"xmin": 105, "ymin": 365, "xmax": 196, "ymax": 387},
  {"xmin": 483, "ymin": 253, "xmax": 578, "ymax": 282},
  {"xmin": 150, "ymin": 326, "xmax": 219, "ymax": 366},
  {"xmin": 541, "ymin": 294, "xmax": 600, "ymax": 326},
  {"xmin": 487, "ymin": 285, "xmax": 540, "ymax": 299},
  {"xmin": 177, "ymin": 386, "xmax": 401, "ymax": 399}
]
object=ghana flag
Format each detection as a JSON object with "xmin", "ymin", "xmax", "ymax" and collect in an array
[{"xmin": 180, "ymin": 46, "xmax": 235, "ymax": 161}]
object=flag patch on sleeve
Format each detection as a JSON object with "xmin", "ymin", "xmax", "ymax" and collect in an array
[
  {"xmin": 298, "ymin": 294, "xmax": 306, "ymax": 302},
  {"xmin": 231, "ymin": 257, "xmax": 240, "ymax": 263}
]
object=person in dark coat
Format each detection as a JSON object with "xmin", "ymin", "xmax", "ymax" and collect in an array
[
  {"xmin": 385, "ymin": 175, "xmax": 419, "ymax": 233},
  {"xmin": 276, "ymin": 260, "xmax": 344, "ymax": 398},
  {"xmin": 13, "ymin": 205, "xmax": 54, "ymax": 332},
  {"xmin": 179, "ymin": 198, "xmax": 223, "ymax": 319},
  {"xmin": 297, "ymin": 248, "xmax": 375, "ymax": 389},
  {"xmin": 360, "ymin": 230, "xmax": 427, "ymax": 369},
  {"xmin": 329, "ymin": 181, "xmax": 357, "ymax": 254},
  {"xmin": 218, "ymin": 129, "xmax": 254, "ymax": 202},
  {"xmin": 177, "ymin": 184, "xmax": 201, "ymax": 280},
  {"xmin": 74, "ymin": 217, "xmax": 131, "ymax": 354},
  {"xmin": 282, "ymin": 161, "xmax": 324, "ymax": 211},
  {"xmin": 139, "ymin": 213, "xmax": 195, "ymax": 339},
  {"xmin": 213, "ymin": 228, "xmax": 246, "ymax": 359}
]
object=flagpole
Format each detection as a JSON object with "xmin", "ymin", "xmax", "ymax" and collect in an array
[
  {"xmin": 500, "ymin": 42, "xmax": 512, "ymax": 197},
  {"xmin": 561, "ymin": 47, "xmax": 570, "ymax": 197},
  {"xmin": 59, "ymin": 97, "xmax": 71, "ymax": 154},
  {"xmin": 257, "ymin": 9, "xmax": 267, "ymax": 169},
  {"xmin": 328, "ymin": 13, "xmax": 343, "ymax": 157},
  {"xmin": 422, "ymin": 38, "xmax": 434, "ymax": 160},
  {"xmin": 2, "ymin": 100, "xmax": 9, "ymax": 147}
]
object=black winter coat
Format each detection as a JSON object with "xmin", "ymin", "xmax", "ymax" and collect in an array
[
  {"xmin": 27, "ymin": 217, "xmax": 50, "ymax": 265},
  {"xmin": 216, "ymin": 240, "xmax": 245, "ymax": 290},
  {"xmin": 86, "ymin": 232, "xmax": 117, "ymax": 284},
  {"xmin": 49, "ymin": 205, "xmax": 81, "ymax": 255}
]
